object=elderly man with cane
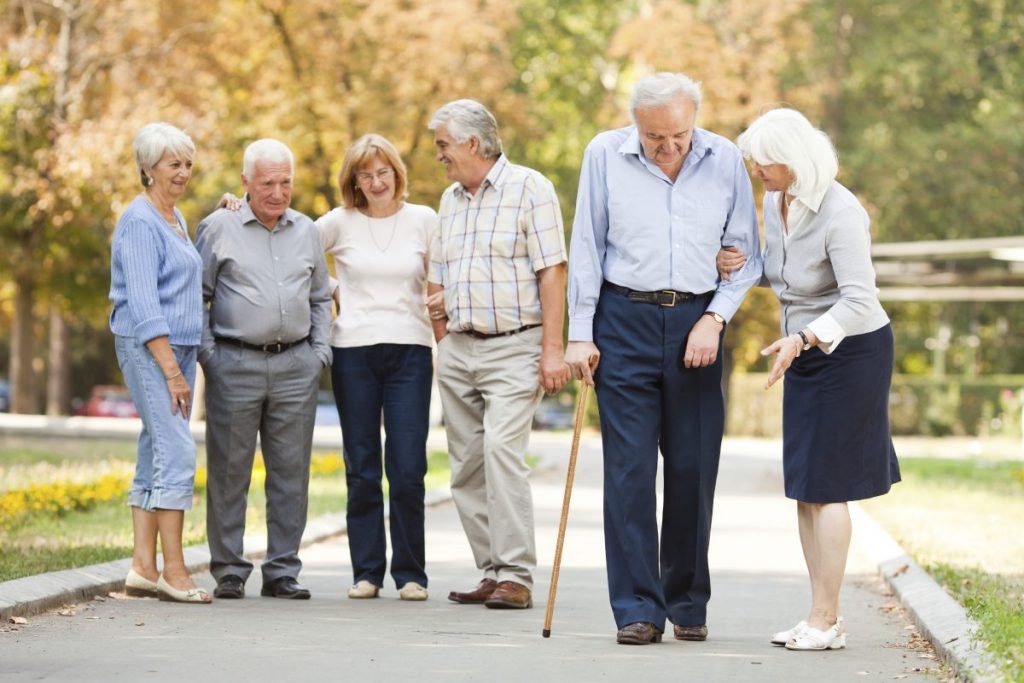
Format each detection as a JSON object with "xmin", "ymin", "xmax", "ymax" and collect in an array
[{"xmin": 565, "ymin": 73, "xmax": 762, "ymax": 644}]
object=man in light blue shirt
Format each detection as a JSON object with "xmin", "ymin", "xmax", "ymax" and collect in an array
[{"xmin": 565, "ymin": 72, "xmax": 762, "ymax": 645}]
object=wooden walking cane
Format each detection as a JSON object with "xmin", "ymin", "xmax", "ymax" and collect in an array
[{"xmin": 542, "ymin": 369, "xmax": 593, "ymax": 638}]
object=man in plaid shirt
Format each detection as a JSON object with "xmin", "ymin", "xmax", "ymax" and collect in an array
[{"xmin": 426, "ymin": 99, "xmax": 570, "ymax": 610}]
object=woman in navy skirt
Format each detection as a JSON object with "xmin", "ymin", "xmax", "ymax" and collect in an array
[{"xmin": 721, "ymin": 108, "xmax": 900, "ymax": 650}]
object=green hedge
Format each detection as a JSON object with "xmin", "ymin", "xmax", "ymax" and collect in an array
[{"xmin": 725, "ymin": 374, "xmax": 1024, "ymax": 437}]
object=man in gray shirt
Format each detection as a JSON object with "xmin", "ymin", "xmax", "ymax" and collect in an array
[{"xmin": 195, "ymin": 138, "xmax": 331, "ymax": 601}]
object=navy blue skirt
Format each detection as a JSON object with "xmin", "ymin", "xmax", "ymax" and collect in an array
[{"xmin": 782, "ymin": 324, "xmax": 901, "ymax": 503}]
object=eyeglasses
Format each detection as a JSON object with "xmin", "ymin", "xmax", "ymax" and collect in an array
[{"xmin": 356, "ymin": 168, "xmax": 395, "ymax": 184}]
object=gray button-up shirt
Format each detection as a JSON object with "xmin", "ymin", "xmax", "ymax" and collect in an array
[{"xmin": 195, "ymin": 199, "xmax": 332, "ymax": 365}]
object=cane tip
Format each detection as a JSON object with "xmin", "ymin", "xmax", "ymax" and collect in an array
[{"xmin": 542, "ymin": 629, "xmax": 551, "ymax": 638}]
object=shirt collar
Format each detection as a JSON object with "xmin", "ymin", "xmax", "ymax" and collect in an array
[
  {"xmin": 454, "ymin": 155, "xmax": 508, "ymax": 197},
  {"xmin": 793, "ymin": 184, "xmax": 829, "ymax": 213},
  {"xmin": 241, "ymin": 196, "xmax": 295, "ymax": 229},
  {"xmin": 618, "ymin": 126, "xmax": 714, "ymax": 163}
]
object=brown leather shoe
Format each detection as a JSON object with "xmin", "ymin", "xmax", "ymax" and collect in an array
[
  {"xmin": 483, "ymin": 581, "xmax": 532, "ymax": 609},
  {"xmin": 617, "ymin": 622, "xmax": 663, "ymax": 645},
  {"xmin": 447, "ymin": 578, "xmax": 498, "ymax": 604},
  {"xmin": 673, "ymin": 624, "xmax": 708, "ymax": 641}
]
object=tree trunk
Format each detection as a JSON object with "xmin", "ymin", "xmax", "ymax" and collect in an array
[
  {"xmin": 46, "ymin": 306, "xmax": 71, "ymax": 415},
  {"xmin": 10, "ymin": 274, "xmax": 39, "ymax": 414}
]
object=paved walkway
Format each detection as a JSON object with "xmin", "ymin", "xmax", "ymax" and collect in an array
[{"xmin": 1, "ymin": 435, "xmax": 936, "ymax": 682}]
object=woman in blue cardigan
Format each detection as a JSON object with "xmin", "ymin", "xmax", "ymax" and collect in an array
[
  {"xmin": 720, "ymin": 109, "xmax": 900, "ymax": 650},
  {"xmin": 109, "ymin": 122, "xmax": 210, "ymax": 603}
]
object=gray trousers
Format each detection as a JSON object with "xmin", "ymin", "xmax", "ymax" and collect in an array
[
  {"xmin": 202, "ymin": 341, "xmax": 322, "ymax": 583},
  {"xmin": 436, "ymin": 327, "xmax": 543, "ymax": 588}
]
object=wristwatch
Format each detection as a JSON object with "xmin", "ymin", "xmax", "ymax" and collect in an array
[{"xmin": 703, "ymin": 311, "xmax": 726, "ymax": 327}]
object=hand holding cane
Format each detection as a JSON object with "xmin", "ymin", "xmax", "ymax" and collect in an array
[{"xmin": 542, "ymin": 355, "xmax": 595, "ymax": 638}]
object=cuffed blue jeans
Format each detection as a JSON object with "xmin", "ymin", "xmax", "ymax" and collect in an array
[{"xmin": 115, "ymin": 335, "xmax": 198, "ymax": 511}]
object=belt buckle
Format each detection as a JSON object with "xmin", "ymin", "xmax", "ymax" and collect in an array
[
  {"xmin": 265, "ymin": 342, "xmax": 284, "ymax": 354},
  {"xmin": 658, "ymin": 290, "xmax": 678, "ymax": 307}
]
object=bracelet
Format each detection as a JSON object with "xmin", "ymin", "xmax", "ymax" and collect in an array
[
  {"xmin": 797, "ymin": 330, "xmax": 811, "ymax": 349},
  {"xmin": 164, "ymin": 370, "xmax": 182, "ymax": 381}
]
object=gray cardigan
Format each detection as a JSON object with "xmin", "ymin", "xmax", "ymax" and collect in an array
[{"xmin": 762, "ymin": 181, "xmax": 889, "ymax": 345}]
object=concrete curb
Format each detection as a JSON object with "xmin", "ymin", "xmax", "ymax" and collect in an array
[
  {"xmin": 0, "ymin": 487, "xmax": 451, "ymax": 623},
  {"xmin": 850, "ymin": 502, "xmax": 1003, "ymax": 682}
]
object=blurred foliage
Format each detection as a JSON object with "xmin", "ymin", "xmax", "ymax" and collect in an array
[{"xmin": 1, "ymin": 0, "xmax": 1022, "ymax": 428}]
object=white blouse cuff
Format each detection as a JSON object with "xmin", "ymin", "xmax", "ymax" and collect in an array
[{"xmin": 807, "ymin": 313, "xmax": 846, "ymax": 355}]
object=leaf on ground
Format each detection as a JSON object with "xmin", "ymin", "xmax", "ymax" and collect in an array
[
  {"xmin": 135, "ymin": 621, "xmax": 144, "ymax": 626},
  {"xmin": 891, "ymin": 563, "xmax": 910, "ymax": 577},
  {"xmin": 9, "ymin": 616, "xmax": 28, "ymax": 625},
  {"xmin": 57, "ymin": 609, "xmax": 75, "ymax": 616},
  {"xmin": 93, "ymin": 595, "xmax": 106, "ymax": 602}
]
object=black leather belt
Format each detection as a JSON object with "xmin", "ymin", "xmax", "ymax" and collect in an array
[
  {"xmin": 459, "ymin": 323, "xmax": 542, "ymax": 340},
  {"xmin": 215, "ymin": 336, "xmax": 309, "ymax": 354},
  {"xmin": 604, "ymin": 281, "xmax": 707, "ymax": 308}
]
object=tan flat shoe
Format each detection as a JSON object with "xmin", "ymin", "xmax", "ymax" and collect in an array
[
  {"xmin": 156, "ymin": 575, "xmax": 212, "ymax": 604},
  {"xmin": 398, "ymin": 582, "xmax": 428, "ymax": 601},
  {"xmin": 347, "ymin": 580, "xmax": 380, "ymax": 599}
]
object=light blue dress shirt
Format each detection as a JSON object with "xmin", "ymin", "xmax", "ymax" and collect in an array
[{"xmin": 568, "ymin": 126, "xmax": 763, "ymax": 342}]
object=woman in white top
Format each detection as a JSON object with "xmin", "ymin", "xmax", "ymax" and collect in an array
[
  {"xmin": 719, "ymin": 109, "xmax": 900, "ymax": 651},
  {"xmin": 218, "ymin": 134, "xmax": 436, "ymax": 601},
  {"xmin": 319, "ymin": 134, "xmax": 437, "ymax": 602}
]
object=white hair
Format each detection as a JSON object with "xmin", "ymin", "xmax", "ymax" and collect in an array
[
  {"xmin": 428, "ymin": 99, "xmax": 503, "ymax": 159},
  {"xmin": 736, "ymin": 108, "xmax": 838, "ymax": 199},
  {"xmin": 242, "ymin": 138, "xmax": 294, "ymax": 179},
  {"xmin": 133, "ymin": 122, "xmax": 195, "ymax": 188},
  {"xmin": 629, "ymin": 72, "xmax": 703, "ymax": 122}
]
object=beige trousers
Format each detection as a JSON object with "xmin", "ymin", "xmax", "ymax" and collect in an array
[{"xmin": 436, "ymin": 327, "xmax": 543, "ymax": 588}]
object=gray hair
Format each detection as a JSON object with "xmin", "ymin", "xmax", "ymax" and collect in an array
[
  {"xmin": 428, "ymin": 99, "xmax": 503, "ymax": 160},
  {"xmin": 242, "ymin": 138, "xmax": 294, "ymax": 179},
  {"xmin": 629, "ymin": 72, "xmax": 703, "ymax": 122},
  {"xmin": 133, "ymin": 122, "xmax": 195, "ymax": 188},
  {"xmin": 736, "ymin": 108, "xmax": 839, "ymax": 199}
]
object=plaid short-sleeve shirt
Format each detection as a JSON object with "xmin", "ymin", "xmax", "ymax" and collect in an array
[{"xmin": 429, "ymin": 156, "xmax": 567, "ymax": 335}]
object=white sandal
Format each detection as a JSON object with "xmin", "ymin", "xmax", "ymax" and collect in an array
[
  {"xmin": 785, "ymin": 617, "xmax": 846, "ymax": 651},
  {"xmin": 770, "ymin": 620, "xmax": 807, "ymax": 646}
]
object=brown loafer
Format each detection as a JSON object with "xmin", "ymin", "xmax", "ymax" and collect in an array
[
  {"xmin": 483, "ymin": 580, "xmax": 532, "ymax": 609},
  {"xmin": 673, "ymin": 624, "xmax": 708, "ymax": 641},
  {"xmin": 617, "ymin": 622, "xmax": 663, "ymax": 645},
  {"xmin": 448, "ymin": 578, "xmax": 498, "ymax": 604}
]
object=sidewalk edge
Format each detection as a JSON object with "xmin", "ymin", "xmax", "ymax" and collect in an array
[
  {"xmin": 850, "ymin": 502, "xmax": 1004, "ymax": 683},
  {"xmin": 0, "ymin": 487, "xmax": 451, "ymax": 623}
]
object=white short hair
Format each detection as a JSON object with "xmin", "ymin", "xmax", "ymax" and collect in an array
[
  {"xmin": 629, "ymin": 72, "xmax": 702, "ymax": 122},
  {"xmin": 242, "ymin": 138, "xmax": 294, "ymax": 178},
  {"xmin": 133, "ymin": 122, "xmax": 195, "ymax": 188},
  {"xmin": 428, "ymin": 99, "xmax": 503, "ymax": 160},
  {"xmin": 736, "ymin": 108, "xmax": 838, "ymax": 198}
]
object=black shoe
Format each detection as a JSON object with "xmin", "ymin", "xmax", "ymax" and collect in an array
[
  {"xmin": 260, "ymin": 576, "xmax": 311, "ymax": 600},
  {"xmin": 213, "ymin": 575, "xmax": 245, "ymax": 599}
]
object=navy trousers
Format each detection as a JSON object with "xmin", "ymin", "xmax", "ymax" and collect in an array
[
  {"xmin": 594, "ymin": 285, "xmax": 724, "ymax": 630},
  {"xmin": 331, "ymin": 343, "xmax": 432, "ymax": 589}
]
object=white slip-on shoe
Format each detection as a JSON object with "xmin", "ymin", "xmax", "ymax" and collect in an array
[
  {"xmin": 785, "ymin": 617, "xmax": 846, "ymax": 651},
  {"xmin": 398, "ymin": 582, "xmax": 428, "ymax": 601},
  {"xmin": 156, "ymin": 575, "xmax": 212, "ymax": 604},
  {"xmin": 347, "ymin": 580, "xmax": 380, "ymax": 599},
  {"xmin": 771, "ymin": 620, "xmax": 807, "ymax": 646},
  {"xmin": 125, "ymin": 568, "xmax": 159, "ymax": 598}
]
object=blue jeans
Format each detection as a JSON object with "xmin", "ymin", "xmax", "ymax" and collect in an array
[
  {"xmin": 115, "ymin": 335, "xmax": 198, "ymax": 511},
  {"xmin": 332, "ymin": 343, "xmax": 432, "ymax": 588}
]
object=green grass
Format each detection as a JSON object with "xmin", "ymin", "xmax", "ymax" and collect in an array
[
  {"xmin": 860, "ymin": 456, "xmax": 1024, "ymax": 682},
  {"xmin": 0, "ymin": 448, "xmax": 452, "ymax": 583}
]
